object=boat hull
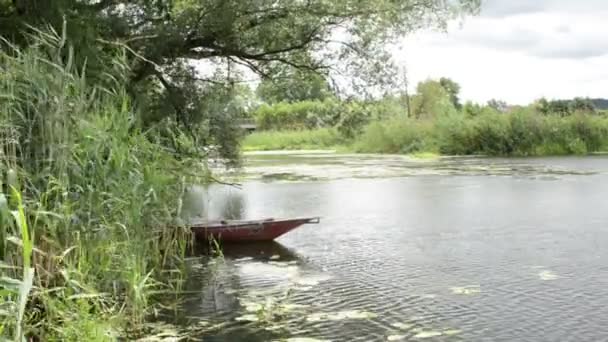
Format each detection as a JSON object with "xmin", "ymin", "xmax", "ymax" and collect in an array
[{"xmin": 190, "ymin": 217, "xmax": 319, "ymax": 242}]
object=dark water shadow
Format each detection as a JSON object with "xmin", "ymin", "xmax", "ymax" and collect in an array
[
  {"xmin": 219, "ymin": 241, "xmax": 301, "ymax": 262},
  {"xmin": 188, "ymin": 240, "xmax": 304, "ymax": 265}
]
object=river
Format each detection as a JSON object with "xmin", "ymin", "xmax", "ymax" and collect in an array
[{"xmin": 172, "ymin": 152, "xmax": 608, "ymax": 342}]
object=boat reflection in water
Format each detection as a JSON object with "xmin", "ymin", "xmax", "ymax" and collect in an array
[{"xmin": 180, "ymin": 241, "xmax": 306, "ymax": 321}]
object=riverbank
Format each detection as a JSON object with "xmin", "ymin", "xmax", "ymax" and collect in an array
[{"xmin": 243, "ymin": 112, "xmax": 608, "ymax": 157}]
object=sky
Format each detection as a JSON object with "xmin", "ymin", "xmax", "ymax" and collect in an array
[{"xmin": 394, "ymin": 0, "xmax": 608, "ymax": 105}]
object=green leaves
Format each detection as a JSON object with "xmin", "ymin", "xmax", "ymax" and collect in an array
[
  {"xmin": 257, "ymin": 70, "xmax": 333, "ymax": 105},
  {"xmin": 1, "ymin": 0, "xmax": 481, "ymax": 164}
]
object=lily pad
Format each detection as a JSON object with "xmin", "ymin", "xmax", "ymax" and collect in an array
[
  {"xmin": 223, "ymin": 288, "xmax": 239, "ymax": 295},
  {"xmin": 282, "ymin": 303, "xmax": 310, "ymax": 311},
  {"xmin": 414, "ymin": 331, "xmax": 443, "ymax": 339},
  {"xmin": 294, "ymin": 286, "xmax": 314, "ymax": 291},
  {"xmin": 538, "ymin": 270, "xmax": 559, "ymax": 281},
  {"xmin": 242, "ymin": 302, "xmax": 263, "ymax": 312},
  {"xmin": 306, "ymin": 313, "xmax": 328, "ymax": 322},
  {"xmin": 265, "ymin": 324, "xmax": 286, "ymax": 331},
  {"xmin": 390, "ymin": 323, "xmax": 414, "ymax": 330},
  {"xmin": 450, "ymin": 285, "xmax": 481, "ymax": 295},
  {"xmin": 335, "ymin": 310, "xmax": 377, "ymax": 319},
  {"xmin": 306, "ymin": 310, "xmax": 377, "ymax": 322},
  {"xmin": 236, "ymin": 314, "xmax": 259, "ymax": 322},
  {"xmin": 443, "ymin": 329, "xmax": 462, "ymax": 336},
  {"xmin": 294, "ymin": 274, "xmax": 331, "ymax": 286}
]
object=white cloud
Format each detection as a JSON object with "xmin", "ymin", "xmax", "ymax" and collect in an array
[{"xmin": 394, "ymin": 1, "xmax": 608, "ymax": 105}]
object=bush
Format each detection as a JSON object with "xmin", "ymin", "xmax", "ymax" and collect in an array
[
  {"xmin": 336, "ymin": 102, "xmax": 370, "ymax": 138},
  {"xmin": 242, "ymin": 128, "xmax": 344, "ymax": 151},
  {"xmin": 253, "ymin": 98, "xmax": 404, "ymax": 137},
  {"xmin": 254, "ymin": 98, "xmax": 343, "ymax": 130},
  {"xmin": 355, "ymin": 110, "xmax": 608, "ymax": 157},
  {"xmin": 247, "ymin": 94, "xmax": 608, "ymax": 157},
  {"xmin": 434, "ymin": 114, "xmax": 478, "ymax": 155},
  {"xmin": 353, "ymin": 118, "xmax": 433, "ymax": 154}
]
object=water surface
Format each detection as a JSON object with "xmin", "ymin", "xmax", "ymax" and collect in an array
[{"xmin": 176, "ymin": 153, "xmax": 608, "ymax": 342}]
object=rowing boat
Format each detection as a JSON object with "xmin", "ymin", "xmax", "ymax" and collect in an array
[{"xmin": 189, "ymin": 217, "xmax": 320, "ymax": 242}]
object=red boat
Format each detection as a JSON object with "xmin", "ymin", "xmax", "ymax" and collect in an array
[{"xmin": 189, "ymin": 217, "xmax": 320, "ymax": 242}]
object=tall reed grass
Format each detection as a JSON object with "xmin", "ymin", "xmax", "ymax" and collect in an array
[{"xmin": 0, "ymin": 27, "xmax": 204, "ymax": 340}]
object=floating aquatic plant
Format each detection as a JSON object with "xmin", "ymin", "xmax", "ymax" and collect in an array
[
  {"xmin": 280, "ymin": 338, "xmax": 331, "ymax": 342},
  {"xmin": 235, "ymin": 314, "xmax": 260, "ymax": 322},
  {"xmin": 306, "ymin": 310, "xmax": 377, "ymax": 322},
  {"xmin": 390, "ymin": 323, "xmax": 414, "ymax": 330},
  {"xmin": 538, "ymin": 270, "xmax": 559, "ymax": 281},
  {"xmin": 414, "ymin": 331, "xmax": 444, "ymax": 339},
  {"xmin": 450, "ymin": 285, "xmax": 481, "ymax": 295}
]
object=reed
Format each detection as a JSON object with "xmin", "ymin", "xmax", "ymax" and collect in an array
[{"xmin": 0, "ymin": 27, "xmax": 204, "ymax": 340}]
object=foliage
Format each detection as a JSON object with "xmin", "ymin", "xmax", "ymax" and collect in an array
[
  {"xmin": 410, "ymin": 79, "xmax": 458, "ymax": 119},
  {"xmin": 0, "ymin": 29, "xmax": 201, "ymax": 340},
  {"xmin": 487, "ymin": 99, "xmax": 509, "ymax": 112},
  {"xmin": 254, "ymin": 98, "xmax": 343, "ymax": 130},
  {"xmin": 252, "ymin": 96, "xmax": 407, "ymax": 138},
  {"xmin": 257, "ymin": 68, "xmax": 333, "ymax": 104},
  {"xmin": 242, "ymin": 128, "xmax": 343, "ymax": 151},
  {"xmin": 250, "ymin": 109, "xmax": 608, "ymax": 157},
  {"xmin": 353, "ymin": 119, "xmax": 434, "ymax": 154},
  {"xmin": 534, "ymin": 97, "xmax": 596, "ymax": 116},
  {"xmin": 335, "ymin": 102, "xmax": 371, "ymax": 139},
  {"xmin": 246, "ymin": 72, "xmax": 608, "ymax": 157},
  {"xmin": 0, "ymin": 0, "xmax": 480, "ymax": 144},
  {"xmin": 428, "ymin": 111, "xmax": 608, "ymax": 156},
  {"xmin": 439, "ymin": 77, "xmax": 461, "ymax": 109}
]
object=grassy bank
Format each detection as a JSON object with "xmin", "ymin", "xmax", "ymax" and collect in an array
[
  {"xmin": 0, "ymin": 31, "xmax": 205, "ymax": 340},
  {"xmin": 243, "ymin": 112, "xmax": 608, "ymax": 156},
  {"xmin": 242, "ymin": 128, "xmax": 345, "ymax": 151}
]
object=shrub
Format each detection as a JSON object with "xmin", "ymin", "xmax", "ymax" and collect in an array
[
  {"xmin": 254, "ymin": 98, "xmax": 342, "ymax": 130},
  {"xmin": 243, "ymin": 128, "xmax": 343, "ymax": 151}
]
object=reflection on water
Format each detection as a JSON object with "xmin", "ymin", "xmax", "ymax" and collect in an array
[
  {"xmin": 175, "ymin": 242, "xmax": 337, "ymax": 341},
  {"xmin": 170, "ymin": 153, "xmax": 608, "ymax": 341}
]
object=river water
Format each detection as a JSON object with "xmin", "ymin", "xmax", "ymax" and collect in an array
[{"xmin": 174, "ymin": 152, "xmax": 608, "ymax": 342}]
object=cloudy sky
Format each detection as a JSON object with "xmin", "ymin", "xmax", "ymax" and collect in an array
[{"xmin": 394, "ymin": 0, "xmax": 608, "ymax": 105}]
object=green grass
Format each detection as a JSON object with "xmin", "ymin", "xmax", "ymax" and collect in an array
[
  {"xmin": 410, "ymin": 152, "xmax": 441, "ymax": 160},
  {"xmin": 242, "ymin": 128, "xmax": 344, "ymax": 151}
]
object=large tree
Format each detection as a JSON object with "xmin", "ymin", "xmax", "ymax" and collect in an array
[
  {"xmin": 1, "ymin": 0, "xmax": 480, "ymax": 155},
  {"xmin": 411, "ymin": 79, "xmax": 457, "ymax": 119},
  {"xmin": 439, "ymin": 77, "xmax": 461, "ymax": 109}
]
